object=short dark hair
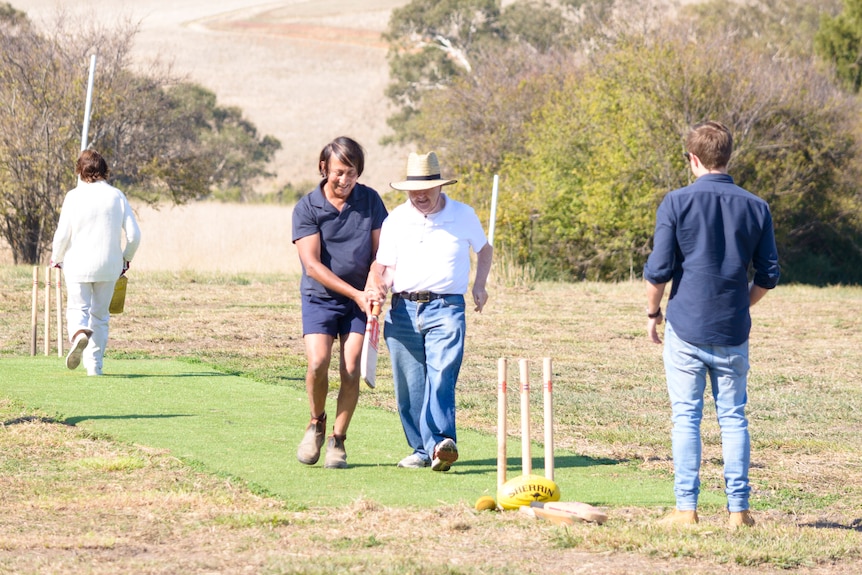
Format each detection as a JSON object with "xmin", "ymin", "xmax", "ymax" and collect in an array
[
  {"xmin": 76, "ymin": 149, "xmax": 110, "ymax": 183},
  {"xmin": 685, "ymin": 121, "xmax": 733, "ymax": 170},
  {"xmin": 319, "ymin": 136, "xmax": 364, "ymax": 178}
]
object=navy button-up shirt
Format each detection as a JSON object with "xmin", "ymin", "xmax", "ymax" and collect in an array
[{"xmin": 644, "ymin": 174, "xmax": 780, "ymax": 346}]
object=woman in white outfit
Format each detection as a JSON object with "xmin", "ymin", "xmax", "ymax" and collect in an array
[{"xmin": 50, "ymin": 150, "xmax": 141, "ymax": 376}]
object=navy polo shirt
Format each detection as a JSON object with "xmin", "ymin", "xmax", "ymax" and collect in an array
[
  {"xmin": 292, "ymin": 182, "xmax": 388, "ymax": 302},
  {"xmin": 643, "ymin": 174, "xmax": 780, "ymax": 346}
]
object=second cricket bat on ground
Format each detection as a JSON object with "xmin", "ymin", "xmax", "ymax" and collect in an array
[
  {"xmin": 520, "ymin": 504, "xmax": 578, "ymax": 526},
  {"xmin": 360, "ymin": 302, "xmax": 381, "ymax": 388},
  {"xmin": 530, "ymin": 501, "xmax": 608, "ymax": 524}
]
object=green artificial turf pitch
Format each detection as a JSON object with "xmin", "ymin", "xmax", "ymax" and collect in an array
[{"xmin": 0, "ymin": 356, "xmax": 702, "ymax": 510}]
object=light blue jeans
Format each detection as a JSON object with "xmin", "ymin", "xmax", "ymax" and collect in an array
[
  {"xmin": 663, "ymin": 321, "xmax": 751, "ymax": 513},
  {"xmin": 384, "ymin": 295, "xmax": 466, "ymax": 460}
]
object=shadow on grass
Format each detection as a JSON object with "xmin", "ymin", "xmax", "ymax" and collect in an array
[
  {"xmin": 3, "ymin": 415, "xmax": 57, "ymax": 426},
  {"xmin": 62, "ymin": 414, "xmax": 194, "ymax": 425},
  {"xmin": 800, "ymin": 518, "xmax": 862, "ymax": 532},
  {"xmin": 100, "ymin": 372, "xmax": 234, "ymax": 379},
  {"xmin": 456, "ymin": 454, "xmax": 620, "ymax": 475},
  {"xmin": 272, "ymin": 374, "xmax": 305, "ymax": 384},
  {"xmin": 4, "ymin": 413, "xmax": 193, "ymax": 426}
]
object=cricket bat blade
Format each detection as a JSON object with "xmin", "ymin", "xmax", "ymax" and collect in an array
[
  {"xmin": 519, "ymin": 505, "xmax": 577, "ymax": 526},
  {"xmin": 360, "ymin": 303, "xmax": 381, "ymax": 388},
  {"xmin": 530, "ymin": 501, "xmax": 608, "ymax": 524}
]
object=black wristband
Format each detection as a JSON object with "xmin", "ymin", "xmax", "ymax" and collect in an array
[{"xmin": 647, "ymin": 308, "xmax": 662, "ymax": 319}]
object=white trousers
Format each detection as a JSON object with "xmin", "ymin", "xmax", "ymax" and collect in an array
[{"xmin": 65, "ymin": 279, "xmax": 116, "ymax": 373}]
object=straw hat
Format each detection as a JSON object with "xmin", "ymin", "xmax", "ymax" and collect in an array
[{"xmin": 390, "ymin": 152, "xmax": 457, "ymax": 191}]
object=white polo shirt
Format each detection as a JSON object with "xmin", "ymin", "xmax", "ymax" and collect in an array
[{"xmin": 376, "ymin": 194, "xmax": 487, "ymax": 295}]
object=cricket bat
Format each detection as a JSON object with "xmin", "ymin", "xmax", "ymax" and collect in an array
[
  {"xmin": 530, "ymin": 501, "xmax": 608, "ymax": 524},
  {"xmin": 109, "ymin": 274, "xmax": 128, "ymax": 314},
  {"xmin": 360, "ymin": 302, "xmax": 381, "ymax": 388},
  {"xmin": 519, "ymin": 504, "xmax": 577, "ymax": 526}
]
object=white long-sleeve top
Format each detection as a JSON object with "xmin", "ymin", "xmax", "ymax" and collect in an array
[{"xmin": 51, "ymin": 180, "xmax": 141, "ymax": 283}]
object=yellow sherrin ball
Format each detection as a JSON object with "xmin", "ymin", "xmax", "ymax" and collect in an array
[
  {"xmin": 496, "ymin": 474, "xmax": 560, "ymax": 510},
  {"xmin": 475, "ymin": 495, "xmax": 497, "ymax": 511}
]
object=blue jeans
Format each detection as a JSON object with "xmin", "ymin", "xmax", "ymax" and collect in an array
[
  {"xmin": 384, "ymin": 295, "xmax": 466, "ymax": 460},
  {"xmin": 663, "ymin": 321, "xmax": 751, "ymax": 512}
]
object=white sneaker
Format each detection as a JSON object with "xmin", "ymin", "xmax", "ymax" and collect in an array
[
  {"xmin": 87, "ymin": 367, "xmax": 102, "ymax": 377},
  {"xmin": 397, "ymin": 453, "xmax": 430, "ymax": 468},
  {"xmin": 65, "ymin": 332, "xmax": 88, "ymax": 370}
]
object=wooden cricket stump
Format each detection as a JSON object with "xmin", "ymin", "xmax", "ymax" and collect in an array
[
  {"xmin": 497, "ymin": 357, "xmax": 555, "ymax": 488},
  {"xmin": 29, "ymin": 265, "xmax": 64, "ymax": 357}
]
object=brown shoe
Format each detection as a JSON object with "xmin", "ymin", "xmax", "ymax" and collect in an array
[
  {"xmin": 296, "ymin": 413, "xmax": 326, "ymax": 465},
  {"xmin": 658, "ymin": 509, "xmax": 699, "ymax": 526},
  {"xmin": 431, "ymin": 438, "xmax": 458, "ymax": 472},
  {"xmin": 728, "ymin": 510, "xmax": 755, "ymax": 529},
  {"xmin": 324, "ymin": 434, "xmax": 347, "ymax": 469}
]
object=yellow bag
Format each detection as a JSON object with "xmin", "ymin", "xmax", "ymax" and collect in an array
[{"xmin": 110, "ymin": 275, "xmax": 127, "ymax": 314}]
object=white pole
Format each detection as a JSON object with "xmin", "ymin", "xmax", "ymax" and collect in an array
[
  {"xmin": 488, "ymin": 174, "xmax": 499, "ymax": 248},
  {"xmin": 80, "ymin": 54, "xmax": 97, "ymax": 151}
]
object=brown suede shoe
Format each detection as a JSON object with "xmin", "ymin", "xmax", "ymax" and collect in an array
[
  {"xmin": 728, "ymin": 510, "xmax": 755, "ymax": 529},
  {"xmin": 296, "ymin": 414, "xmax": 326, "ymax": 465},
  {"xmin": 658, "ymin": 509, "xmax": 699, "ymax": 526},
  {"xmin": 324, "ymin": 434, "xmax": 347, "ymax": 469}
]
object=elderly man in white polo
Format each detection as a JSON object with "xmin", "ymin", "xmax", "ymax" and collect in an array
[{"xmin": 369, "ymin": 151, "xmax": 493, "ymax": 471}]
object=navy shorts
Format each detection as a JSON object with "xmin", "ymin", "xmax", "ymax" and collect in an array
[{"xmin": 301, "ymin": 294, "xmax": 367, "ymax": 337}]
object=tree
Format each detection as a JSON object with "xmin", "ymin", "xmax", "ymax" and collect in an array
[
  {"xmin": 382, "ymin": 0, "xmax": 502, "ymax": 144},
  {"xmin": 815, "ymin": 0, "xmax": 862, "ymax": 92},
  {"xmin": 500, "ymin": 21, "xmax": 862, "ymax": 282},
  {"xmin": 688, "ymin": 0, "xmax": 841, "ymax": 59},
  {"xmin": 127, "ymin": 84, "xmax": 281, "ymax": 203},
  {"xmin": 382, "ymin": 0, "xmax": 591, "ymax": 144},
  {"xmin": 0, "ymin": 6, "xmax": 280, "ymax": 264},
  {"xmin": 409, "ymin": 45, "xmax": 569, "ymax": 170},
  {"xmin": 385, "ymin": 0, "xmax": 862, "ymax": 283},
  {"xmin": 497, "ymin": 0, "xmax": 577, "ymax": 53}
]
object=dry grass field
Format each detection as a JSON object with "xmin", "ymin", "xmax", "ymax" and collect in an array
[
  {"xmin": 1, "ymin": 264, "xmax": 862, "ymax": 574},
  {"xmin": 129, "ymin": 202, "xmax": 302, "ymax": 274},
  {"xmin": 4, "ymin": 2, "xmax": 862, "ymax": 574}
]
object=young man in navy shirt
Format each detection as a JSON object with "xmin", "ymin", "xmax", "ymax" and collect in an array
[{"xmin": 643, "ymin": 121, "xmax": 780, "ymax": 528}]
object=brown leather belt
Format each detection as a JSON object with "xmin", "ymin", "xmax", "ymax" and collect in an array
[{"xmin": 393, "ymin": 291, "xmax": 451, "ymax": 303}]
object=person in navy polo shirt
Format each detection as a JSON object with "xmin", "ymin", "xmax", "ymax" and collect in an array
[
  {"xmin": 644, "ymin": 121, "xmax": 780, "ymax": 528},
  {"xmin": 292, "ymin": 136, "xmax": 388, "ymax": 469}
]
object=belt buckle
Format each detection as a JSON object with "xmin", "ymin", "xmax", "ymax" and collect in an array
[{"xmin": 415, "ymin": 291, "xmax": 431, "ymax": 303}]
